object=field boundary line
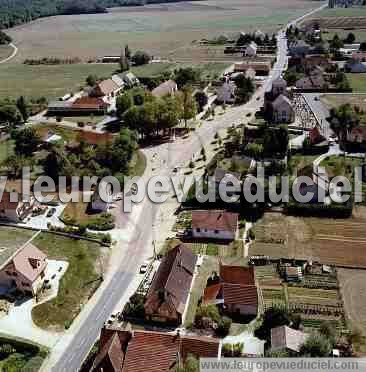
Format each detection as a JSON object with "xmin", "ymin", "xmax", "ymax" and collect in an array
[{"xmin": 0, "ymin": 43, "xmax": 18, "ymax": 64}]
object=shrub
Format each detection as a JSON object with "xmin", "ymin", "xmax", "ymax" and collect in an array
[
  {"xmin": 195, "ymin": 305, "xmax": 220, "ymax": 325},
  {"xmin": 216, "ymin": 316, "xmax": 232, "ymax": 337},
  {"xmin": 299, "ymin": 332, "xmax": 332, "ymax": 357}
]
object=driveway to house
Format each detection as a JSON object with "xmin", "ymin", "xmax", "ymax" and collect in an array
[{"xmin": 42, "ymin": 4, "xmax": 328, "ymax": 371}]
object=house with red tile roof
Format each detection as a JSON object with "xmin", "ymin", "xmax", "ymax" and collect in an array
[
  {"xmin": 192, "ymin": 210, "xmax": 238, "ymax": 241},
  {"xmin": 92, "ymin": 327, "xmax": 219, "ymax": 372},
  {"xmin": 0, "ymin": 243, "xmax": 47, "ymax": 296},
  {"xmin": 144, "ymin": 244, "xmax": 197, "ymax": 325},
  {"xmin": 203, "ymin": 264, "xmax": 258, "ymax": 318}
]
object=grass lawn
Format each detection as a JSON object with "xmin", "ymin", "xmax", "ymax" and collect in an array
[
  {"xmin": 288, "ymin": 154, "xmax": 317, "ymax": 177},
  {"xmin": 62, "ymin": 199, "xmax": 93, "ymax": 225},
  {"xmin": 0, "ymin": 63, "xmax": 119, "ymax": 100},
  {"xmin": 129, "ymin": 150, "xmax": 147, "ymax": 177},
  {"xmin": 62, "ymin": 115, "xmax": 107, "ymax": 126},
  {"xmin": 0, "ymin": 45, "xmax": 12, "ymax": 61},
  {"xmin": 130, "ymin": 62, "xmax": 176, "ymax": 78},
  {"xmin": 346, "ymin": 74, "xmax": 366, "ymax": 93},
  {"xmin": 320, "ymin": 155, "xmax": 362, "ymax": 178},
  {"xmin": 31, "ymin": 233, "xmax": 107, "ymax": 330},
  {"xmin": 184, "ymin": 256, "xmax": 218, "ymax": 328},
  {"xmin": 0, "ymin": 139, "xmax": 14, "ymax": 164}
]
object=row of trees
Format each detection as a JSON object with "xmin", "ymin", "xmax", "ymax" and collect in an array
[
  {"xmin": 4, "ymin": 125, "xmax": 138, "ymax": 182},
  {"xmin": 236, "ymin": 32, "xmax": 276, "ymax": 47},
  {"xmin": 119, "ymin": 44, "xmax": 151, "ymax": 72},
  {"xmin": 0, "ymin": 96, "xmax": 29, "ymax": 126},
  {"xmin": 117, "ymin": 86, "xmax": 197, "ymax": 137},
  {"xmin": 0, "ymin": 30, "xmax": 11, "ymax": 45}
]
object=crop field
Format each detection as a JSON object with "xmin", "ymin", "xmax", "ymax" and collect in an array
[
  {"xmin": 304, "ymin": 8, "xmax": 366, "ymax": 29},
  {"xmin": 345, "ymin": 74, "xmax": 366, "ymax": 93},
  {"xmin": 0, "ymin": 63, "xmax": 119, "ymax": 100},
  {"xmin": 0, "ymin": 45, "xmax": 12, "ymax": 62},
  {"xmin": 249, "ymin": 210, "xmax": 366, "ymax": 268},
  {"xmin": 5, "ymin": 0, "xmax": 320, "ymax": 62},
  {"xmin": 338, "ymin": 268, "xmax": 366, "ymax": 335}
]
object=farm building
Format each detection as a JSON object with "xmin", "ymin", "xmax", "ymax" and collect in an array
[
  {"xmin": 191, "ymin": 210, "xmax": 238, "ymax": 241},
  {"xmin": 152, "ymin": 80, "xmax": 178, "ymax": 98},
  {"xmin": 144, "ymin": 244, "xmax": 197, "ymax": 325},
  {"xmin": 271, "ymin": 326, "xmax": 308, "ymax": 353},
  {"xmin": 216, "ymin": 81, "xmax": 236, "ymax": 104},
  {"xmin": 344, "ymin": 60, "xmax": 366, "ymax": 73},
  {"xmin": 47, "ymin": 97, "xmax": 109, "ymax": 116},
  {"xmin": 92, "ymin": 327, "xmax": 219, "ymax": 372},
  {"xmin": 0, "ymin": 243, "xmax": 47, "ymax": 296},
  {"xmin": 203, "ymin": 264, "xmax": 258, "ymax": 318}
]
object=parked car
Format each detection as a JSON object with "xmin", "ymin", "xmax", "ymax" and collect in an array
[
  {"xmin": 47, "ymin": 207, "xmax": 56, "ymax": 217},
  {"xmin": 139, "ymin": 261, "xmax": 150, "ymax": 274}
]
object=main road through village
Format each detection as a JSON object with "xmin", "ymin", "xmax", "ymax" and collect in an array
[{"xmin": 43, "ymin": 3, "xmax": 327, "ymax": 371}]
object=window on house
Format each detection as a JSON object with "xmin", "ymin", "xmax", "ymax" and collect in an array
[
  {"xmin": 21, "ymin": 282, "xmax": 30, "ymax": 287},
  {"xmin": 214, "ymin": 230, "xmax": 219, "ymax": 234},
  {"xmin": 5, "ymin": 271, "xmax": 11, "ymax": 276},
  {"xmin": 196, "ymin": 228, "xmax": 201, "ymax": 232}
]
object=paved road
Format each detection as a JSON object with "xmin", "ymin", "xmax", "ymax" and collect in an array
[
  {"xmin": 44, "ymin": 3, "xmax": 328, "ymax": 371},
  {"xmin": 0, "ymin": 43, "xmax": 18, "ymax": 64}
]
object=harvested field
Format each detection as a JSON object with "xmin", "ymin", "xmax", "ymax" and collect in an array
[
  {"xmin": 0, "ymin": 45, "xmax": 12, "ymax": 62},
  {"xmin": 250, "ymin": 210, "xmax": 366, "ymax": 268},
  {"xmin": 303, "ymin": 8, "xmax": 366, "ymax": 29},
  {"xmin": 338, "ymin": 268, "xmax": 366, "ymax": 335},
  {"xmin": 5, "ymin": 0, "xmax": 321, "ymax": 62}
]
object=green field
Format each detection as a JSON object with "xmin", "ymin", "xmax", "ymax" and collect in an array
[
  {"xmin": 346, "ymin": 74, "xmax": 366, "ymax": 93},
  {"xmin": 0, "ymin": 63, "xmax": 119, "ymax": 100},
  {"xmin": 31, "ymin": 233, "xmax": 107, "ymax": 330}
]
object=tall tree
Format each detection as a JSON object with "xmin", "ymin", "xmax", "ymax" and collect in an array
[
  {"xmin": 16, "ymin": 96, "xmax": 29, "ymax": 122},
  {"xmin": 131, "ymin": 50, "xmax": 151, "ymax": 66},
  {"xmin": 119, "ymin": 47, "xmax": 130, "ymax": 72},
  {"xmin": 178, "ymin": 86, "xmax": 197, "ymax": 128},
  {"xmin": 125, "ymin": 44, "xmax": 131, "ymax": 60},
  {"xmin": 116, "ymin": 92, "xmax": 134, "ymax": 118},
  {"xmin": 13, "ymin": 127, "xmax": 40, "ymax": 156}
]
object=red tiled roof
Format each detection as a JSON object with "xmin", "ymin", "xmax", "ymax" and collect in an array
[
  {"xmin": 222, "ymin": 283, "xmax": 258, "ymax": 306},
  {"xmin": 203, "ymin": 283, "xmax": 221, "ymax": 304},
  {"xmin": 192, "ymin": 211, "xmax": 238, "ymax": 233},
  {"xmin": 13, "ymin": 243, "xmax": 47, "ymax": 282},
  {"xmin": 203, "ymin": 265, "xmax": 258, "ymax": 309},
  {"xmin": 145, "ymin": 245, "xmax": 197, "ymax": 317},
  {"xmin": 97, "ymin": 79, "xmax": 120, "ymax": 96},
  {"xmin": 93, "ymin": 329, "xmax": 219, "ymax": 372},
  {"xmin": 220, "ymin": 265, "xmax": 255, "ymax": 286},
  {"xmin": 72, "ymin": 97, "xmax": 109, "ymax": 110}
]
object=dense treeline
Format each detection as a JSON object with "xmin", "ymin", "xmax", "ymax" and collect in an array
[{"xmin": 0, "ymin": 0, "xmax": 201, "ymax": 29}]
